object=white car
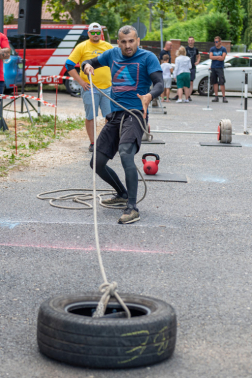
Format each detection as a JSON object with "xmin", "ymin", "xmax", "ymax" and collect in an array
[{"xmin": 193, "ymin": 53, "xmax": 252, "ymax": 95}]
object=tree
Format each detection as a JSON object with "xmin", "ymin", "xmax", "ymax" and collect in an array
[
  {"xmin": 240, "ymin": 0, "xmax": 248, "ymax": 43},
  {"xmin": 154, "ymin": 0, "xmax": 206, "ymax": 21},
  {"xmin": 213, "ymin": 0, "xmax": 243, "ymax": 43},
  {"xmin": 85, "ymin": 4, "xmax": 120, "ymax": 38},
  {"xmin": 243, "ymin": 0, "xmax": 252, "ymax": 46},
  {"xmin": 42, "ymin": 0, "xmax": 206, "ymax": 25},
  {"xmin": 4, "ymin": 14, "xmax": 14, "ymax": 25},
  {"xmin": 204, "ymin": 12, "xmax": 230, "ymax": 42},
  {"xmin": 45, "ymin": 0, "xmax": 99, "ymax": 24}
]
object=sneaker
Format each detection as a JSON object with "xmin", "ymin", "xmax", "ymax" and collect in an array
[
  {"xmin": 102, "ymin": 194, "xmax": 128, "ymax": 206},
  {"xmin": 152, "ymin": 98, "xmax": 158, "ymax": 107},
  {"xmin": 223, "ymin": 97, "xmax": 228, "ymax": 103},
  {"xmin": 118, "ymin": 205, "xmax": 140, "ymax": 224},
  {"xmin": 184, "ymin": 99, "xmax": 189, "ymax": 103},
  {"xmin": 212, "ymin": 97, "xmax": 219, "ymax": 102},
  {"xmin": 71, "ymin": 92, "xmax": 81, "ymax": 98},
  {"xmin": 171, "ymin": 95, "xmax": 178, "ymax": 101},
  {"xmin": 176, "ymin": 99, "xmax": 183, "ymax": 103},
  {"xmin": 188, "ymin": 96, "xmax": 192, "ymax": 101},
  {"xmin": 89, "ymin": 143, "xmax": 94, "ymax": 152}
]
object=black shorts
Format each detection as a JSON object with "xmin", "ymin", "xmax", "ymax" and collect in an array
[
  {"xmin": 210, "ymin": 68, "xmax": 226, "ymax": 85},
  {"xmin": 190, "ymin": 68, "xmax": 196, "ymax": 82},
  {"xmin": 96, "ymin": 110, "xmax": 147, "ymax": 159}
]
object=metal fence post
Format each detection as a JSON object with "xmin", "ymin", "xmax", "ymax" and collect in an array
[
  {"xmin": 244, "ymin": 72, "xmax": 248, "ymax": 134},
  {"xmin": 38, "ymin": 66, "xmax": 42, "ymax": 117},
  {"xmin": 203, "ymin": 69, "xmax": 212, "ymax": 111}
]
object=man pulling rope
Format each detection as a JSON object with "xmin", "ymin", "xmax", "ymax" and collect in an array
[{"xmin": 82, "ymin": 25, "xmax": 164, "ymax": 224}]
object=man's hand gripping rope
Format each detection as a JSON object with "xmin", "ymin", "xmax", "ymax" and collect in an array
[{"xmin": 83, "ymin": 63, "xmax": 152, "ymax": 119}]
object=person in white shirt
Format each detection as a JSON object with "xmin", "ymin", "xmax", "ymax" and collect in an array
[
  {"xmin": 173, "ymin": 46, "xmax": 192, "ymax": 103},
  {"xmin": 161, "ymin": 54, "xmax": 173, "ymax": 102}
]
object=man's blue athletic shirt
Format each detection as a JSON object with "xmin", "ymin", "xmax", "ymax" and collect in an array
[{"xmin": 97, "ymin": 47, "xmax": 162, "ymax": 112}]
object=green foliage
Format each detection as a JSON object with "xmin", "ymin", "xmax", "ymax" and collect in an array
[
  {"xmin": 85, "ymin": 4, "xmax": 120, "ymax": 37},
  {"xmin": 144, "ymin": 13, "xmax": 230, "ymax": 42},
  {"xmin": 4, "ymin": 14, "xmax": 14, "ymax": 25},
  {"xmin": 154, "ymin": 0, "xmax": 206, "ymax": 21},
  {"xmin": 41, "ymin": 0, "xmax": 206, "ymax": 27},
  {"xmin": 152, "ymin": 9, "xmax": 179, "ymax": 31},
  {"xmin": 145, "ymin": 15, "xmax": 206, "ymax": 41},
  {"xmin": 44, "ymin": 0, "xmax": 101, "ymax": 24},
  {"xmin": 243, "ymin": 0, "xmax": 252, "ymax": 46},
  {"xmin": 213, "ymin": 0, "xmax": 243, "ymax": 43},
  {"xmin": 240, "ymin": 0, "xmax": 248, "ymax": 42},
  {"xmin": 204, "ymin": 12, "xmax": 231, "ymax": 42}
]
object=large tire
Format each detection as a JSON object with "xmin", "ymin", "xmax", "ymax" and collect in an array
[
  {"xmin": 219, "ymin": 119, "xmax": 232, "ymax": 144},
  {"xmin": 198, "ymin": 76, "xmax": 214, "ymax": 96},
  {"xmin": 64, "ymin": 68, "xmax": 82, "ymax": 95},
  {"xmin": 37, "ymin": 293, "xmax": 177, "ymax": 369}
]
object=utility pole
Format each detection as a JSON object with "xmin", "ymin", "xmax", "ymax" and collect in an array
[{"xmin": 160, "ymin": 17, "xmax": 163, "ymax": 51}]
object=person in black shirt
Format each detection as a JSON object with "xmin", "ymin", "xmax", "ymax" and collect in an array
[
  {"xmin": 159, "ymin": 41, "xmax": 172, "ymax": 63},
  {"xmin": 186, "ymin": 36, "xmax": 200, "ymax": 101}
]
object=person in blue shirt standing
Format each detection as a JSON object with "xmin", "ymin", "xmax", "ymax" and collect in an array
[
  {"xmin": 82, "ymin": 25, "xmax": 164, "ymax": 224},
  {"xmin": 209, "ymin": 36, "xmax": 228, "ymax": 103}
]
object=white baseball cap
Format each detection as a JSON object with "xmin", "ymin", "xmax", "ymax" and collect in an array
[{"xmin": 88, "ymin": 22, "xmax": 102, "ymax": 32}]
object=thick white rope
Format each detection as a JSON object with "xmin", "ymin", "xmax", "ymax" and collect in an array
[
  {"xmin": 89, "ymin": 73, "xmax": 131, "ymax": 318},
  {"xmin": 37, "ymin": 75, "xmax": 153, "ymax": 317}
]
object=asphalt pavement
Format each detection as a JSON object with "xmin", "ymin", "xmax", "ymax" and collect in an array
[{"xmin": 1, "ymin": 92, "xmax": 252, "ymax": 377}]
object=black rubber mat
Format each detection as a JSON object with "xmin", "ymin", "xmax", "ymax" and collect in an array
[
  {"xmin": 142, "ymin": 139, "xmax": 165, "ymax": 144},
  {"xmin": 138, "ymin": 172, "xmax": 187, "ymax": 182},
  {"xmin": 200, "ymin": 142, "xmax": 242, "ymax": 147}
]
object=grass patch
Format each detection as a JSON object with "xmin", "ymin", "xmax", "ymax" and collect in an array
[{"xmin": 0, "ymin": 115, "xmax": 84, "ymax": 176}]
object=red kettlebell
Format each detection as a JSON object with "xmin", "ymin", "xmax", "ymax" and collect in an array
[{"xmin": 142, "ymin": 153, "xmax": 160, "ymax": 175}]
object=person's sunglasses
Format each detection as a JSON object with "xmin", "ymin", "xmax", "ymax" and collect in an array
[
  {"xmin": 214, "ymin": 40, "xmax": 219, "ymax": 43},
  {"xmin": 90, "ymin": 31, "xmax": 101, "ymax": 35}
]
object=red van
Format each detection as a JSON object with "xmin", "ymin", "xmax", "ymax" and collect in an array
[{"xmin": 4, "ymin": 24, "xmax": 110, "ymax": 95}]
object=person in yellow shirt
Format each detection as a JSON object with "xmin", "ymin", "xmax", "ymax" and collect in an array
[{"xmin": 65, "ymin": 22, "xmax": 113, "ymax": 152}]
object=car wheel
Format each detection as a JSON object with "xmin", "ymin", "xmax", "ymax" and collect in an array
[
  {"xmin": 64, "ymin": 68, "xmax": 82, "ymax": 95},
  {"xmin": 37, "ymin": 292, "xmax": 177, "ymax": 369},
  {"xmin": 198, "ymin": 77, "xmax": 214, "ymax": 96}
]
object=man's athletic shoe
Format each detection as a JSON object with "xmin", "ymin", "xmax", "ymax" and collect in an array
[
  {"xmin": 188, "ymin": 96, "xmax": 192, "ymax": 101},
  {"xmin": 171, "ymin": 95, "xmax": 178, "ymax": 100},
  {"xmin": 102, "ymin": 194, "xmax": 128, "ymax": 206},
  {"xmin": 212, "ymin": 96, "xmax": 219, "ymax": 102},
  {"xmin": 223, "ymin": 97, "xmax": 228, "ymax": 103},
  {"xmin": 184, "ymin": 99, "xmax": 189, "ymax": 103},
  {"xmin": 71, "ymin": 92, "xmax": 81, "ymax": 98},
  {"xmin": 118, "ymin": 205, "xmax": 140, "ymax": 224},
  {"xmin": 89, "ymin": 143, "xmax": 94, "ymax": 152},
  {"xmin": 176, "ymin": 99, "xmax": 183, "ymax": 103}
]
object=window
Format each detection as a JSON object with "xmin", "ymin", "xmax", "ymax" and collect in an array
[
  {"xmin": 44, "ymin": 29, "xmax": 69, "ymax": 48},
  {"xmin": 76, "ymin": 30, "xmax": 89, "ymax": 44},
  {"xmin": 7, "ymin": 28, "xmax": 89, "ymax": 49},
  {"xmin": 228, "ymin": 57, "xmax": 250, "ymax": 68}
]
